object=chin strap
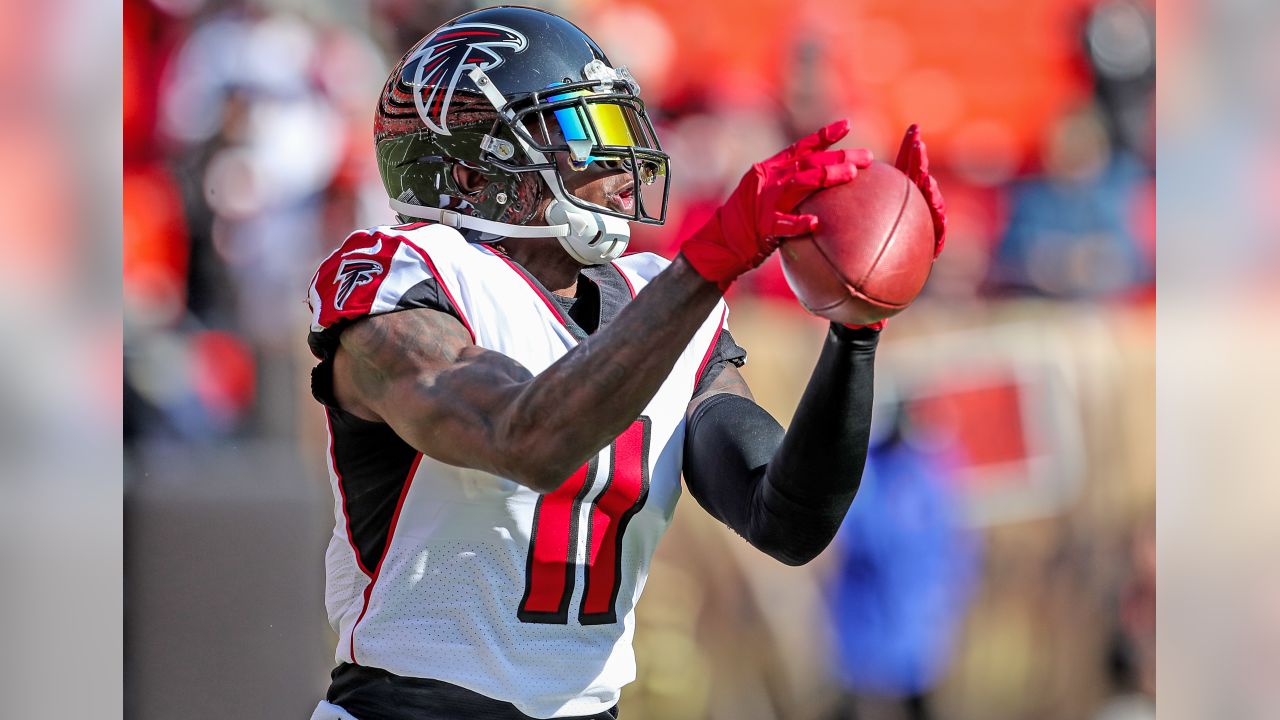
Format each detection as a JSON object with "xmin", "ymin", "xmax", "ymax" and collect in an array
[
  {"xmin": 388, "ymin": 196, "xmax": 628, "ymax": 265},
  {"xmin": 544, "ymin": 201, "xmax": 630, "ymax": 264},
  {"xmin": 388, "ymin": 197, "xmax": 570, "ymax": 238}
]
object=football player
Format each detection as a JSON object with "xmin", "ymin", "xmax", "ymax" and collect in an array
[{"xmin": 306, "ymin": 6, "xmax": 946, "ymax": 719}]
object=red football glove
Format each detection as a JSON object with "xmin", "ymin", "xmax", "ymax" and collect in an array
[
  {"xmin": 843, "ymin": 124, "xmax": 948, "ymax": 332},
  {"xmin": 680, "ymin": 119, "xmax": 873, "ymax": 291},
  {"xmin": 894, "ymin": 123, "xmax": 947, "ymax": 257}
]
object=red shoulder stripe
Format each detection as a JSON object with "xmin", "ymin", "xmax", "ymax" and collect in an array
[
  {"xmin": 312, "ymin": 232, "xmax": 404, "ymax": 330},
  {"xmin": 610, "ymin": 260, "xmax": 637, "ymax": 299},
  {"xmin": 693, "ymin": 307, "xmax": 728, "ymax": 394}
]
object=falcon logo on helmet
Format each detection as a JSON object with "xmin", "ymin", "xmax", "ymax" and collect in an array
[
  {"xmin": 333, "ymin": 259, "xmax": 384, "ymax": 311},
  {"xmin": 404, "ymin": 23, "xmax": 528, "ymax": 136}
]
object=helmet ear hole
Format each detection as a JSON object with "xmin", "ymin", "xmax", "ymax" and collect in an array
[{"xmin": 452, "ymin": 164, "xmax": 489, "ymax": 194}]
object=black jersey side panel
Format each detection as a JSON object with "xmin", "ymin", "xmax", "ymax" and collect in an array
[{"xmin": 328, "ymin": 408, "xmax": 421, "ymax": 574}]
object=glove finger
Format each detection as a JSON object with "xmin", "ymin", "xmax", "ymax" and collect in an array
[
  {"xmin": 790, "ymin": 161, "xmax": 861, "ymax": 190},
  {"xmin": 924, "ymin": 174, "xmax": 946, "ymax": 215},
  {"xmin": 894, "ymin": 123, "xmax": 921, "ymax": 177},
  {"xmin": 775, "ymin": 162, "xmax": 862, "ymax": 209},
  {"xmin": 765, "ymin": 153, "xmax": 862, "ymax": 187},
  {"xmin": 912, "ymin": 133, "xmax": 932, "ymax": 183},
  {"xmin": 768, "ymin": 211, "xmax": 820, "ymax": 239},
  {"xmin": 897, "ymin": 128, "xmax": 936, "ymax": 192},
  {"xmin": 792, "ymin": 148, "xmax": 874, "ymax": 173},
  {"xmin": 766, "ymin": 119, "xmax": 851, "ymax": 166},
  {"xmin": 925, "ymin": 175, "xmax": 948, "ymax": 256},
  {"xmin": 895, "ymin": 125, "xmax": 944, "ymax": 252}
]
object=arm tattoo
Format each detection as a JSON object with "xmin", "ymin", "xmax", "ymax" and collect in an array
[{"xmin": 339, "ymin": 309, "xmax": 472, "ymax": 405}]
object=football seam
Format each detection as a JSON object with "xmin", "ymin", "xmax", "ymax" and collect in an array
[
  {"xmin": 847, "ymin": 282, "xmax": 910, "ymax": 309},
  {"xmin": 854, "ymin": 173, "xmax": 912, "ymax": 290},
  {"xmin": 806, "ymin": 173, "xmax": 914, "ymax": 309},
  {"xmin": 800, "ymin": 293, "xmax": 852, "ymax": 313},
  {"xmin": 806, "ymin": 242, "xmax": 909, "ymax": 310}
]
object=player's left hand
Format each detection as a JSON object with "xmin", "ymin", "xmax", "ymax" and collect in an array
[
  {"xmin": 894, "ymin": 123, "xmax": 947, "ymax": 258},
  {"xmin": 841, "ymin": 124, "xmax": 948, "ymax": 333}
]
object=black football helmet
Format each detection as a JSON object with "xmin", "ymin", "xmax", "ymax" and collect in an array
[{"xmin": 375, "ymin": 5, "xmax": 670, "ymax": 264}]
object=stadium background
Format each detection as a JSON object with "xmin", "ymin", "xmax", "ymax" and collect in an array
[{"xmin": 122, "ymin": 0, "xmax": 1155, "ymax": 718}]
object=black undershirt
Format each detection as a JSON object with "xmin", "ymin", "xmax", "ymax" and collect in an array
[
  {"xmin": 548, "ymin": 272, "xmax": 602, "ymax": 337},
  {"xmin": 327, "ymin": 664, "xmax": 619, "ymax": 720}
]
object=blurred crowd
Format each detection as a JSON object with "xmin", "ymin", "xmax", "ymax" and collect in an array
[
  {"xmin": 123, "ymin": 1, "xmax": 1155, "ymax": 719},
  {"xmin": 123, "ymin": 0, "xmax": 1154, "ymax": 443}
]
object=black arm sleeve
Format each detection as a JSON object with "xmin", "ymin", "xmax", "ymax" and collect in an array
[{"xmin": 682, "ymin": 324, "xmax": 878, "ymax": 566}]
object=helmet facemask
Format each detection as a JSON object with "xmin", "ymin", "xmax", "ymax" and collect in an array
[{"xmin": 478, "ymin": 62, "xmax": 670, "ymax": 226}]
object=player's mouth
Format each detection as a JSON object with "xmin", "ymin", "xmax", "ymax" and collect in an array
[{"xmin": 605, "ymin": 181, "xmax": 636, "ymax": 214}]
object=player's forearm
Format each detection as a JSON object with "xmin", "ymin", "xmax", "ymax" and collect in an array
[
  {"xmin": 683, "ymin": 325, "xmax": 878, "ymax": 565},
  {"xmin": 757, "ymin": 325, "xmax": 878, "ymax": 562},
  {"xmin": 501, "ymin": 255, "xmax": 723, "ymax": 492}
]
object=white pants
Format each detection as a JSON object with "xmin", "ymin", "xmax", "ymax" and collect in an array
[{"xmin": 311, "ymin": 700, "xmax": 360, "ymax": 720}]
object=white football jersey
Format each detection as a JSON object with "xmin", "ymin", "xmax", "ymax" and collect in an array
[{"xmin": 306, "ymin": 222, "xmax": 729, "ymax": 718}]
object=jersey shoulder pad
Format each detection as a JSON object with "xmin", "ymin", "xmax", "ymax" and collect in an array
[{"xmin": 307, "ymin": 223, "xmax": 465, "ymax": 333}]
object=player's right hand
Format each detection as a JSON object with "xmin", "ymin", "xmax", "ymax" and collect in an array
[{"xmin": 679, "ymin": 119, "xmax": 873, "ymax": 291}]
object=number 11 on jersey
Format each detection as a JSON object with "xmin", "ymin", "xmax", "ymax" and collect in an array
[{"xmin": 518, "ymin": 418, "xmax": 651, "ymax": 625}]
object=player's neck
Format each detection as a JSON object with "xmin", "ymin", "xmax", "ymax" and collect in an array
[{"xmin": 497, "ymin": 239, "xmax": 581, "ymax": 298}]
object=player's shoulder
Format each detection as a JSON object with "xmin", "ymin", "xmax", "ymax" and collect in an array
[{"xmin": 307, "ymin": 222, "xmax": 468, "ymax": 333}]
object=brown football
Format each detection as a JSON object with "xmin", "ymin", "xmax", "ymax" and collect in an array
[{"xmin": 779, "ymin": 161, "xmax": 936, "ymax": 326}]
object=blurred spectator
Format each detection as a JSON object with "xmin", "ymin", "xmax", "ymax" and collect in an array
[
  {"xmin": 158, "ymin": 7, "xmax": 361, "ymax": 343},
  {"xmin": 983, "ymin": 0, "xmax": 1155, "ymax": 301},
  {"xmin": 1095, "ymin": 515, "xmax": 1155, "ymax": 720},
  {"xmin": 124, "ymin": 0, "xmax": 1161, "ymax": 441},
  {"xmin": 125, "ymin": 0, "xmax": 389, "ymax": 441},
  {"xmin": 1082, "ymin": 0, "xmax": 1155, "ymax": 163},
  {"xmin": 1092, "ymin": 633, "xmax": 1155, "ymax": 720},
  {"xmin": 824, "ymin": 394, "xmax": 980, "ymax": 720},
  {"xmin": 986, "ymin": 105, "xmax": 1151, "ymax": 299}
]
